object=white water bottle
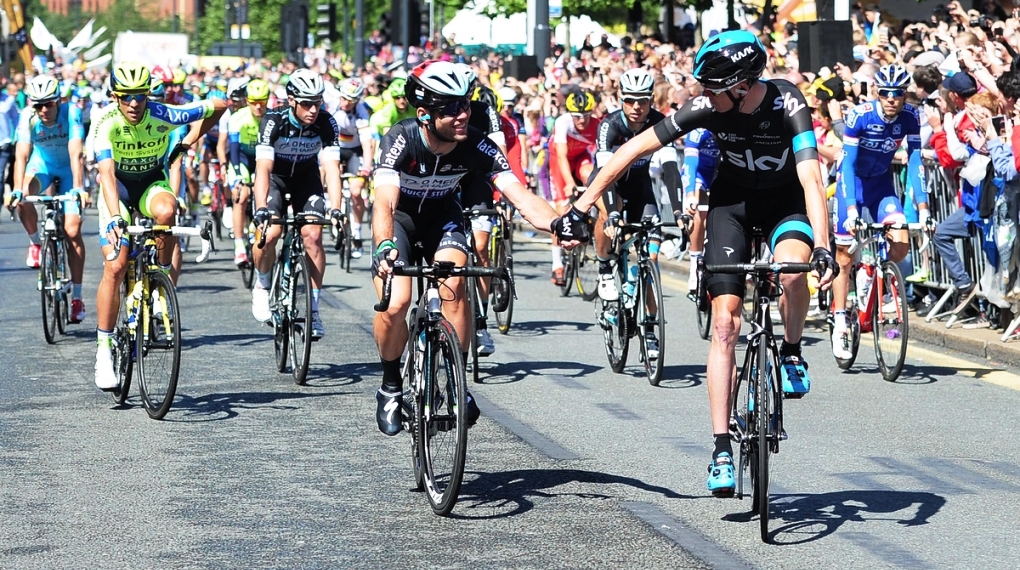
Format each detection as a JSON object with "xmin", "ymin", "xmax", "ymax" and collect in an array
[{"xmin": 856, "ymin": 266, "xmax": 871, "ymax": 302}]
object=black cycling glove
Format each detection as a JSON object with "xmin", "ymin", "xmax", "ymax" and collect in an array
[
  {"xmin": 810, "ymin": 247, "xmax": 838, "ymax": 278},
  {"xmin": 550, "ymin": 206, "xmax": 591, "ymax": 243},
  {"xmin": 253, "ymin": 207, "xmax": 271, "ymax": 227}
]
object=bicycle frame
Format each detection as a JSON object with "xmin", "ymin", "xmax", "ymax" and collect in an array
[{"xmin": 846, "ymin": 222, "xmax": 927, "ymax": 332}]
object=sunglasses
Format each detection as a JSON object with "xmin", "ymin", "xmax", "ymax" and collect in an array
[
  {"xmin": 570, "ymin": 112, "xmax": 592, "ymax": 120},
  {"xmin": 33, "ymin": 101, "xmax": 57, "ymax": 110},
  {"xmin": 295, "ymin": 99, "xmax": 323, "ymax": 108},
  {"xmin": 877, "ymin": 88, "xmax": 905, "ymax": 99},
  {"xmin": 622, "ymin": 97, "xmax": 651, "ymax": 106},
  {"xmin": 435, "ymin": 97, "xmax": 470, "ymax": 117},
  {"xmin": 116, "ymin": 93, "xmax": 147, "ymax": 104}
]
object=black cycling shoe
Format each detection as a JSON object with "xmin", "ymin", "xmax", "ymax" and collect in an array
[
  {"xmin": 465, "ymin": 390, "xmax": 480, "ymax": 426},
  {"xmin": 376, "ymin": 389, "xmax": 403, "ymax": 436}
]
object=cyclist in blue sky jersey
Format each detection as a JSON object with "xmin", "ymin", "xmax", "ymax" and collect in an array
[
  {"xmin": 831, "ymin": 64, "xmax": 926, "ymax": 360},
  {"xmin": 569, "ymin": 31, "xmax": 836, "ymax": 499}
]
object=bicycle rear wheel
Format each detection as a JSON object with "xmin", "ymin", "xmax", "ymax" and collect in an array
[
  {"xmin": 342, "ymin": 197, "xmax": 354, "ymax": 273},
  {"xmin": 271, "ymin": 261, "xmax": 290, "ymax": 373},
  {"xmin": 40, "ymin": 239, "xmax": 59, "ymax": 344},
  {"xmin": 289, "ymin": 253, "xmax": 313, "ymax": 385},
  {"xmin": 417, "ymin": 318, "xmax": 468, "ymax": 516},
  {"xmin": 754, "ymin": 336, "xmax": 774, "ymax": 543},
  {"xmin": 136, "ymin": 271, "xmax": 181, "ymax": 420},
  {"xmin": 466, "ymin": 276, "xmax": 480, "ymax": 384},
  {"xmin": 574, "ymin": 243, "xmax": 600, "ymax": 301},
  {"xmin": 638, "ymin": 262, "xmax": 665, "ymax": 386},
  {"xmin": 111, "ymin": 278, "xmax": 134, "ymax": 405},
  {"xmin": 832, "ymin": 300, "xmax": 862, "ymax": 370},
  {"xmin": 873, "ymin": 260, "xmax": 908, "ymax": 381},
  {"xmin": 600, "ymin": 269, "xmax": 629, "ymax": 372},
  {"xmin": 491, "ymin": 237, "xmax": 514, "ymax": 334},
  {"xmin": 559, "ymin": 248, "xmax": 576, "ymax": 297},
  {"xmin": 695, "ymin": 260, "xmax": 711, "ymax": 340}
]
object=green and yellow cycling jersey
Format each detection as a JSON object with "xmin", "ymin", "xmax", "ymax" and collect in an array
[
  {"xmin": 94, "ymin": 99, "xmax": 215, "ymax": 184},
  {"xmin": 369, "ymin": 101, "xmax": 416, "ymax": 137},
  {"xmin": 227, "ymin": 106, "xmax": 259, "ymax": 160}
]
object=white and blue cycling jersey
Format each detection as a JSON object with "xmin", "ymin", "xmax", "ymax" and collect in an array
[
  {"xmin": 836, "ymin": 100, "xmax": 923, "ymax": 238},
  {"xmin": 16, "ymin": 102, "xmax": 84, "ymax": 210},
  {"xmin": 681, "ymin": 128, "xmax": 719, "ymax": 196}
]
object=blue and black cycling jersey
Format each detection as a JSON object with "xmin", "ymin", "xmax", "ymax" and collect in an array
[{"xmin": 682, "ymin": 128, "xmax": 719, "ymax": 195}]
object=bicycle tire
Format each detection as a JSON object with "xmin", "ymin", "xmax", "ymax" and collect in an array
[
  {"xmin": 695, "ymin": 260, "xmax": 711, "ymax": 340},
  {"xmin": 418, "ymin": 318, "xmax": 468, "ymax": 516},
  {"xmin": 559, "ymin": 248, "xmax": 576, "ymax": 297},
  {"xmin": 57, "ymin": 243, "xmax": 69, "ymax": 335},
  {"xmin": 466, "ymin": 276, "xmax": 480, "ymax": 384},
  {"xmin": 241, "ymin": 259, "xmax": 255, "ymax": 290},
  {"xmin": 638, "ymin": 262, "xmax": 666, "ymax": 386},
  {"xmin": 342, "ymin": 196, "xmax": 354, "ymax": 273},
  {"xmin": 873, "ymin": 260, "xmax": 908, "ymax": 381},
  {"xmin": 832, "ymin": 296, "xmax": 862, "ymax": 370},
  {"xmin": 111, "ymin": 278, "xmax": 134, "ymax": 405},
  {"xmin": 404, "ymin": 318, "xmax": 425, "ymax": 492},
  {"xmin": 40, "ymin": 239, "xmax": 59, "ymax": 344},
  {"xmin": 137, "ymin": 271, "xmax": 181, "ymax": 420},
  {"xmin": 271, "ymin": 260, "xmax": 290, "ymax": 373},
  {"xmin": 574, "ymin": 243, "xmax": 600, "ymax": 302},
  {"xmin": 601, "ymin": 267, "xmax": 629, "ymax": 372},
  {"xmin": 492, "ymin": 237, "xmax": 514, "ymax": 334},
  {"xmin": 755, "ymin": 335, "xmax": 773, "ymax": 542},
  {"xmin": 289, "ymin": 253, "xmax": 313, "ymax": 385}
]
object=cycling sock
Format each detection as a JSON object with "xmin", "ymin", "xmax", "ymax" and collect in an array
[
  {"xmin": 28, "ymin": 232, "xmax": 39, "ymax": 246},
  {"xmin": 73, "ymin": 283, "xmax": 82, "ymax": 300},
  {"xmin": 158, "ymin": 262, "xmax": 172, "ymax": 275},
  {"xmin": 597, "ymin": 256, "xmax": 612, "ymax": 274},
  {"xmin": 780, "ymin": 340, "xmax": 802, "ymax": 358},
  {"xmin": 234, "ymin": 237, "xmax": 244, "ymax": 250},
  {"xmin": 311, "ymin": 289, "xmax": 320, "ymax": 312},
  {"xmin": 381, "ymin": 358, "xmax": 402, "ymax": 393},
  {"xmin": 481, "ymin": 299, "xmax": 488, "ymax": 319},
  {"xmin": 690, "ymin": 250, "xmax": 703, "ymax": 260},
  {"xmin": 833, "ymin": 310, "xmax": 847, "ymax": 332},
  {"xmin": 257, "ymin": 271, "xmax": 271, "ymax": 289},
  {"xmin": 351, "ymin": 223, "xmax": 362, "ymax": 239},
  {"xmin": 551, "ymin": 246, "xmax": 563, "ymax": 270},
  {"xmin": 713, "ymin": 434, "xmax": 733, "ymax": 460},
  {"xmin": 97, "ymin": 328, "xmax": 112, "ymax": 348}
]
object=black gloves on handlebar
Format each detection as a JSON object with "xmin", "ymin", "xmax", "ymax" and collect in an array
[
  {"xmin": 603, "ymin": 211, "xmax": 621, "ymax": 232},
  {"xmin": 253, "ymin": 207, "xmax": 271, "ymax": 227},
  {"xmin": 550, "ymin": 206, "xmax": 591, "ymax": 243},
  {"xmin": 372, "ymin": 239, "xmax": 397, "ymax": 277},
  {"xmin": 811, "ymin": 247, "xmax": 838, "ymax": 278}
]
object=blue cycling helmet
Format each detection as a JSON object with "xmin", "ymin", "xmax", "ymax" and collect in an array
[
  {"xmin": 875, "ymin": 64, "xmax": 911, "ymax": 89},
  {"xmin": 693, "ymin": 30, "xmax": 768, "ymax": 91}
]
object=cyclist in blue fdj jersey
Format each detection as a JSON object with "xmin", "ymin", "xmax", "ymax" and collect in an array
[
  {"xmin": 9, "ymin": 74, "xmax": 88, "ymax": 321},
  {"xmin": 831, "ymin": 64, "xmax": 926, "ymax": 360},
  {"xmin": 681, "ymin": 128, "xmax": 719, "ymax": 296},
  {"xmin": 571, "ymin": 31, "xmax": 836, "ymax": 498}
]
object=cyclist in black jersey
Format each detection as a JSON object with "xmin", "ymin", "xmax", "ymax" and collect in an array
[
  {"xmin": 251, "ymin": 68, "xmax": 343, "ymax": 340},
  {"xmin": 571, "ymin": 31, "xmax": 836, "ymax": 498},
  {"xmin": 372, "ymin": 60, "xmax": 587, "ymax": 436},
  {"xmin": 591, "ymin": 68, "xmax": 675, "ymax": 361}
]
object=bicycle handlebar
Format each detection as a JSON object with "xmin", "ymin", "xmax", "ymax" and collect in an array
[
  {"xmin": 105, "ymin": 219, "xmax": 215, "ymax": 261},
  {"xmin": 847, "ymin": 221, "xmax": 931, "ymax": 256},
  {"xmin": 706, "ymin": 262, "xmax": 814, "ymax": 275},
  {"xmin": 256, "ymin": 214, "xmax": 340, "ymax": 250},
  {"xmin": 374, "ymin": 264, "xmax": 512, "ymax": 313},
  {"xmin": 462, "ymin": 208, "xmax": 501, "ymax": 218}
]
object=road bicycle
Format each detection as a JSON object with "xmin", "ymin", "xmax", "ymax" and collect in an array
[
  {"xmin": 25, "ymin": 194, "xmax": 81, "ymax": 344},
  {"xmin": 558, "ymin": 189, "xmax": 599, "ymax": 300},
  {"xmin": 831, "ymin": 221, "xmax": 927, "ymax": 381},
  {"xmin": 107, "ymin": 217, "xmax": 215, "ymax": 419},
  {"xmin": 712, "ymin": 256, "xmax": 814, "ymax": 543},
  {"xmin": 258, "ymin": 212, "xmax": 341, "ymax": 385},
  {"xmin": 598, "ymin": 215, "xmax": 676, "ymax": 386},
  {"xmin": 331, "ymin": 173, "xmax": 363, "ymax": 273},
  {"xmin": 375, "ymin": 260, "xmax": 511, "ymax": 516},
  {"xmin": 489, "ymin": 200, "xmax": 516, "ymax": 334}
]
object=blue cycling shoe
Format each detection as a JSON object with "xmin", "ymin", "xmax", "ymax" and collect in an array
[
  {"xmin": 707, "ymin": 452, "xmax": 736, "ymax": 498},
  {"xmin": 781, "ymin": 355, "xmax": 810, "ymax": 398}
]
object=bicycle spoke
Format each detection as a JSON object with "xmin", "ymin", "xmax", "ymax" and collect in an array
[
  {"xmin": 137, "ymin": 271, "xmax": 181, "ymax": 420},
  {"xmin": 873, "ymin": 261, "xmax": 909, "ymax": 381}
]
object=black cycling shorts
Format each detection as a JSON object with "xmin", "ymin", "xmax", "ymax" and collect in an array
[
  {"xmin": 381, "ymin": 197, "xmax": 472, "ymax": 270},
  {"xmin": 615, "ymin": 181, "xmax": 662, "ymax": 241},
  {"xmin": 340, "ymin": 147, "xmax": 364, "ymax": 175},
  {"xmin": 266, "ymin": 171, "xmax": 327, "ymax": 218},
  {"xmin": 704, "ymin": 192, "xmax": 814, "ymax": 298}
]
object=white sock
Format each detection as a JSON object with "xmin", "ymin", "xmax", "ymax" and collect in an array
[
  {"xmin": 833, "ymin": 310, "xmax": 847, "ymax": 333},
  {"xmin": 257, "ymin": 271, "xmax": 271, "ymax": 289},
  {"xmin": 312, "ymin": 289, "xmax": 320, "ymax": 312},
  {"xmin": 551, "ymin": 246, "xmax": 563, "ymax": 270}
]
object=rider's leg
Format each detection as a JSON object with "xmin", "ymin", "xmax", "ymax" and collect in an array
[
  {"xmin": 95, "ymin": 199, "xmax": 131, "ymax": 389},
  {"xmin": 18, "ymin": 176, "xmax": 40, "ymax": 242},
  {"xmin": 301, "ymin": 223, "xmax": 326, "ymax": 309},
  {"xmin": 350, "ymin": 176, "xmax": 366, "ymax": 243},
  {"xmin": 232, "ymin": 184, "xmax": 251, "ymax": 258}
]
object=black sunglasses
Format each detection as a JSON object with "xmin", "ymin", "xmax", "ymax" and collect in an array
[
  {"xmin": 33, "ymin": 100, "xmax": 57, "ymax": 110},
  {"xmin": 435, "ymin": 98, "xmax": 470, "ymax": 117}
]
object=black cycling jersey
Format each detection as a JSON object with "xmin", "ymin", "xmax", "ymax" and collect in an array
[
  {"xmin": 468, "ymin": 101, "xmax": 504, "ymax": 147},
  {"xmin": 653, "ymin": 79, "xmax": 816, "ymax": 195},
  {"xmin": 594, "ymin": 108, "xmax": 666, "ymax": 212},
  {"xmin": 374, "ymin": 118, "xmax": 518, "ymax": 207},
  {"xmin": 255, "ymin": 106, "xmax": 341, "ymax": 177}
]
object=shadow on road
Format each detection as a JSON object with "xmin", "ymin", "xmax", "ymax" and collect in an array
[
  {"xmin": 164, "ymin": 389, "xmax": 354, "ymax": 422},
  {"xmin": 507, "ymin": 320, "xmax": 596, "ymax": 337},
  {"xmin": 181, "ymin": 333, "xmax": 271, "ymax": 350},
  {"xmin": 650, "ymin": 364, "xmax": 705, "ymax": 388},
  {"xmin": 452, "ymin": 468, "xmax": 699, "ymax": 519},
  {"xmin": 722, "ymin": 489, "xmax": 946, "ymax": 545},
  {"xmin": 303, "ymin": 361, "xmax": 373, "ymax": 386},
  {"xmin": 829, "ymin": 362, "xmax": 959, "ymax": 385},
  {"xmin": 175, "ymin": 284, "xmax": 234, "ymax": 294},
  {"xmin": 478, "ymin": 360, "xmax": 602, "ymax": 385}
]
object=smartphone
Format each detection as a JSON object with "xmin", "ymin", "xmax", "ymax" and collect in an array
[
  {"xmin": 992, "ymin": 115, "xmax": 1006, "ymax": 132},
  {"xmin": 859, "ymin": 80, "xmax": 870, "ymax": 100}
]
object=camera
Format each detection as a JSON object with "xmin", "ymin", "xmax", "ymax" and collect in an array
[{"xmin": 970, "ymin": 15, "xmax": 992, "ymax": 31}]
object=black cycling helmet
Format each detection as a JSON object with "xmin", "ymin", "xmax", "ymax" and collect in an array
[{"xmin": 693, "ymin": 30, "xmax": 768, "ymax": 91}]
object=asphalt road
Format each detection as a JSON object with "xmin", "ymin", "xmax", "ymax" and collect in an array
[{"xmin": 2, "ymin": 209, "xmax": 1019, "ymax": 569}]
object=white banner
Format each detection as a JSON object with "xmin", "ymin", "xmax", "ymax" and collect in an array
[{"xmin": 113, "ymin": 31, "xmax": 189, "ymax": 67}]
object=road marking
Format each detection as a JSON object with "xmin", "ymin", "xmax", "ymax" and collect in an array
[
  {"xmin": 621, "ymin": 501, "xmax": 754, "ymax": 570},
  {"xmin": 471, "ymin": 392, "xmax": 579, "ymax": 460},
  {"xmin": 904, "ymin": 344, "xmax": 1020, "ymax": 392}
]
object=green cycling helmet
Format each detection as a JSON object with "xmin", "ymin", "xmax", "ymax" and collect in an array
[{"xmin": 387, "ymin": 78, "xmax": 407, "ymax": 100}]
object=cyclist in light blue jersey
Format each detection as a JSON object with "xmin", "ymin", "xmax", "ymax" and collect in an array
[
  {"xmin": 9, "ymin": 74, "xmax": 88, "ymax": 323},
  {"xmin": 831, "ymin": 64, "xmax": 927, "ymax": 360},
  {"xmin": 680, "ymin": 128, "xmax": 718, "ymax": 295}
]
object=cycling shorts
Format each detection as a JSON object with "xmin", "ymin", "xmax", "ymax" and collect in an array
[
  {"xmin": 549, "ymin": 152, "xmax": 592, "ymax": 203},
  {"xmin": 613, "ymin": 181, "xmax": 662, "ymax": 242},
  {"xmin": 834, "ymin": 174, "xmax": 905, "ymax": 246},
  {"xmin": 340, "ymin": 147, "xmax": 365, "ymax": 175},
  {"xmin": 97, "ymin": 178, "xmax": 175, "ymax": 247},
  {"xmin": 378, "ymin": 196, "xmax": 471, "ymax": 271},
  {"xmin": 266, "ymin": 171, "xmax": 327, "ymax": 219},
  {"xmin": 459, "ymin": 171, "xmax": 496, "ymax": 233},
  {"xmin": 704, "ymin": 193, "xmax": 814, "ymax": 298},
  {"xmin": 26, "ymin": 154, "xmax": 78, "ymax": 215}
]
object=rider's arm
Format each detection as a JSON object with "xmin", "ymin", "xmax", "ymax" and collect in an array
[
  {"xmin": 320, "ymin": 115, "xmax": 343, "ymax": 207},
  {"xmin": 12, "ymin": 141, "xmax": 31, "ymax": 196},
  {"xmin": 98, "ymin": 158, "xmax": 120, "ymax": 217},
  {"xmin": 356, "ymin": 102, "xmax": 375, "ymax": 171},
  {"xmin": 783, "ymin": 94, "xmax": 830, "ymax": 250},
  {"xmin": 682, "ymin": 132, "xmax": 702, "ymax": 198},
  {"xmin": 253, "ymin": 112, "xmax": 278, "ymax": 210},
  {"xmin": 68, "ymin": 106, "xmax": 85, "ymax": 190},
  {"xmin": 487, "ymin": 146, "xmax": 558, "ymax": 232},
  {"xmin": 485, "ymin": 104, "xmax": 507, "ymax": 155},
  {"xmin": 905, "ymin": 125, "xmax": 929, "ymax": 209},
  {"xmin": 217, "ymin": 128, "xmax": 229, "ymax": 166},
  {"xmin": 837, "ymin": 106, "xmax": 863, "ymax": 215},
  {"xmin": 592, "ymin": 117, "xmax": 618, "ymax": 212}
]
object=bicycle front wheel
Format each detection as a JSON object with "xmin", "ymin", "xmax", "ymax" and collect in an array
[
  {"xmin": 873, "ymin": 260, "xmax": 908, "ymax": 381},
  {"xmin": 754, "ymin": 336, "xmax": 775, "ymax": 543},
  {"xmin": 559, "ymin": 248, "xmax": 576, "ymax": 297},
  {"xmin": 271, "ymin": 261, "xmax": 290, "ymax": 373},
  {"xmin": 137, "ymin": 271, "xmax": 182, "ymax": 420},
  {"xmin": 289, "ymin": 253, "xmax": 313, "ymax": 385},
  {"xmin": 40, "ymin": 239, "xmax": 60, "ymax": 344},
  {"xmin": 417, "ymin": 318, "xmax": 468, "ymax": 516},
  {"xmin": 466, "ymin": 275, "xmax": 480, "ymax": 384},
  {"xmin": 111, "ymin": 277, "xmax": 134, "ymax": 406},
  {"xmin": 574, "ymin": 243, "xmax": 600, "ymax": 301},
  {"xmin": 638, "ymin": 263, "xmax": 665, "ymax": 386},
  {"xmin": 600, "ymin": 288, "xmax": 629, "ymax": 373}
]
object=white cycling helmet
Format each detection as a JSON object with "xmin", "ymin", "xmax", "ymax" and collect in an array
[
  {"xmin": 339, "ymin": 78, "xmax": 365, "ymax": 100},
  {"xmin": 620, "ymin": 68, "xmax": 655, "ymax": 98},
  {"xmin": 26, "ymin": 75, "xmax": 60, "ymax": 103},
  {"xmin": 406, "ymin": 60, "xmax": 472, "ymax": 109},
  {"xmin": 286, "ymin": 68, "xmax": 325, "ymax": 101}
]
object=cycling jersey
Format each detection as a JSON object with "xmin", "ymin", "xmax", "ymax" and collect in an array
[
  {"xmin": 839, "ymin": 101, "xmax": 923, "ymax": 207},
  {"xmin": 469, "ymin": 101, "xmax": 505, "ymax": 147},
  {"xmin": 16, "ymin": 102, "xmax": 84, "ymax": 170},
  {"xmin": 203, "ymin": 107, "xmax": 230, "ymax": 149},
  {"xmin": 255, "ymin": 107, "xmax": 341, "ymax": 177},
  {"xmin": 653, "ymin": 79, "xmax": 817, "ymax": 195},
  {"xmin": 374, "ymin": 118, "xmax": 518, "ymax": 204},
  {"xmin": 330, "ymin": 101, "xmax": 373, "ymax": 149},
  {"xmin": 228, "ymin": 106, "xmax": 260, "ymax": 183},
  {"xmin": 369, "ymin": 102, "xmax": 416, "ymax": 137},
  {"xmin": 682, "ymin": 128, "xmax": 719, "ymax": 195},
  {"xmin": 594, "ymin": 108, "xmax": 665, "ymax": 182},
  {"xmin": 551, "ymin": 112, "xmax": 599, "ymax": 162}
]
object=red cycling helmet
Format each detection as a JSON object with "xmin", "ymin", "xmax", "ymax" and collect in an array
[{"xmin": 151, "ymin": 65, "xmax": 174, "ymax": 86}]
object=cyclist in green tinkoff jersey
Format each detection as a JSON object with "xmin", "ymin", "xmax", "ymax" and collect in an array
[
  {"xmin": 92, "ymin": 62, "xmax": 227, "ymax": 391},
  {"xmin": 369, "ymin": 78, "xmax": 415, "ymax": 137}
]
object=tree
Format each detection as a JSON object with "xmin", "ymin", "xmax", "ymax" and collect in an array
[{"xmin": 25, "ymin": 0, "xmax": 173, "ymax": 58}]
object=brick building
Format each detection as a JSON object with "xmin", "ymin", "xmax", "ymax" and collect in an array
[{"xmin": 40, "ymin": 0, "xmax": 200, "ymax": 21}]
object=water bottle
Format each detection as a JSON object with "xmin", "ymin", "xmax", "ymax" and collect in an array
[
  {"xmin": 622, "ymin": 264, "xmax": 639, "ymax": 308},
  {"xmin": 126, "ymin": 282, "xmax": 142, "ymax": 331},
  {"xmin": 856, "ymin": 266, "xmax": 871, "ymax": 303}
]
